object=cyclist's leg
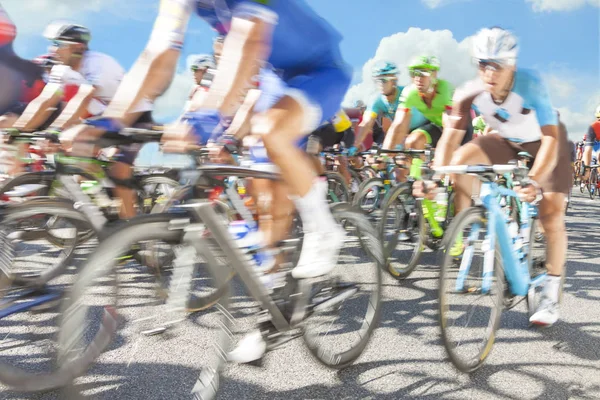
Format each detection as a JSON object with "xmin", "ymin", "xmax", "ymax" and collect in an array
[
  {"xmin": 526, "ymin": 127, "xmax": 570, "ymax": 326},
  {"xmin": 450, "ymin": 134, "xmax": 512, "ymax": 213},
  {"xmin": 255, "ymin": 64, "xmax": 351, "ymax": 279},
  {"xmin": 336, "ymin": 127, "xmax": 354, "ymax": 184},
  {"xmin": 111, "ymin": 111, "xmax": 154, "ymax": 219}
]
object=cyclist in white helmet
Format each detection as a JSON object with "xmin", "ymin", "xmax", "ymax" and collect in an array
[{"xmin": 420, "ymin": 27, "xmax": 570, "ymax": 327}]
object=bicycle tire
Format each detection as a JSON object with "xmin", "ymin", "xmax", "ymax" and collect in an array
[
  {"xmin": 379, "ymin": 183, "xmax": 426, "ymax": 279},
  {"xmin": 302, "ymin": 203, "xmax": 383, "ymax": 368},
  {"xmin": 0, "ymin": 213, "xmax": 193, "ymax": 392},
  {"xmin": 324, "ymin": 171, "xmax": 350, "ymax": 203},
  {"xmin": 588, "ymin": 168, "xmax": 598, "ymax": 200},
  {"xmin": 0, "ymin": 198, "xmax": 92, "ymax": 287},
  {"xmin": 137, "ymin": 174, "xmax": 181, "ymax": 214},
  {"xmin": 352, "ymin": 177, "xmax": 385, "ymax": 215},
  {"xmin": 438, "ymin": 206, "xmax": 504, "ymax": 373}
]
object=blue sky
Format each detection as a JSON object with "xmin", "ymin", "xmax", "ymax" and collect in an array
[{"xmin": 3, "ymin": 0, "xmax": 600, "ymax": 163}]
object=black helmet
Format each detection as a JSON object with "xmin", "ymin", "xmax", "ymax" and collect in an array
[{"xmin": 44, "ymin": 22, "xmax": 91, "ymax": 44}]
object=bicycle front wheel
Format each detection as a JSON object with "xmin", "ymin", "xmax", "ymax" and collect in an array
[
  {"xmin": 302, "ymin": 203, "xmax": 383, "ymax": 368},
  {"xmin": 439, "ymin": 207, "xmax": 504, "ymax": 373}
]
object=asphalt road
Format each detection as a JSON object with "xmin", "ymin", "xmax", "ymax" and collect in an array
[{"xmin": 2, "ymin": 188, "xmax": 600, "ymax": 400}]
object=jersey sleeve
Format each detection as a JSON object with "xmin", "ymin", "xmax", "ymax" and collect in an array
[
  {"xmin": 367, "ymin": 96, "xmax": 382, "ymax": 119},
  {"xmin": 398, "ymin": 85, "xmax": 414, "ymax": 111},
  {"xmin": 527, "ymin": 71, "xmax": 557, "ymax": 127},
  {"xmin": 233, "ymin": 1, "xmax": 279, "ymax": 25},
  {"xmin": 447, "ymin": 78, "xmax": 484, "ymax": 130},
  {"xmin": 147, "ymin": 0, "xmax": 194, "ymax": 51}
]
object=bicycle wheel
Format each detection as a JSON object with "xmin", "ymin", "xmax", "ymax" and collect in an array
[
  {"xmin": 352, "ymin": 177, "xmax": 385, "ymax": 215},
  {"xmin": 0, "ymin": 171, "xmax": 53, "ymax": 199},
  {"xmin": 359, "ymin": 166, "xmax": 378, "ymax": 180},
  {"xmin": 439, "ymin": 207, "xmax": 504, "ymax": 373},
  {"xmin": 137, "ymin": 174, "xmax": 181, "ymax": 214},
  {"xmin": 1, "ymin": 213, "xmax": 195, "ymax": 392},
  {"xmin": 589, "ymin": 169, "xmax": 598, "ymax": 199},
  {"xmin": 0, "ymin": 198, "xmax": 91, "ymax": 287},
  {"xmin": 301, "ymin": 203, "xmax": 383, "ymax": 368},
  {"xmin": 525, "ymin": 217, "xmax": 550, "ymax": 317},
  {"xmin": 379, "ymin": 183, "xmax": 426, "ymax": 279},
  {"xmin": 325, "ymin": 171, "xmax": 349, "ymax": 203},
  {"xmin": 348, "ymin": 168, "xmax": 362, "ymax": 198}
]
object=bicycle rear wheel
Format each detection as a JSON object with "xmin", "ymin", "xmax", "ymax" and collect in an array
[
  {"xmin": 589, "ymin": 169, "xmax": 598, "ymax": 199},
  {"xmin": 302, "ymin": 203, "xmax": 383, "ymax": 368},
  {"xmin": 325, "ymin": 171, "xmax": 350, "ymax": 203},
  {"xmin": 352, "ymin": 177, "xmax": 385, "ymax": 215},
  {"xmin": 379, "ymin": 183, "xmax": 426, "ymax": 279},
  {"xmin": 439, "ymin": 207, "xmax": 504, "ymax": 373}
]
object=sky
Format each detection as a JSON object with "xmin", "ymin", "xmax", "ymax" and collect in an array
[{"xmin": 3, "ymin": 0, "xmax": 600, "ymax": 164}]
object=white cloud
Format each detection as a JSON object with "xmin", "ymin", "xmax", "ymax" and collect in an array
[
  {"xmin": 544, "ymin": 74, "xmax": 577, "ymax": 100},
  {"xmin": 526, "ymin": 0, "xmax": 599, "ymax": 12},
  {"xmin": 343, "ymin": 28, "xmax": 476, "ymax": 106},
  {"xmin": 3, "ymin": 0, "xmax": 155, "ymax": 36},
  {"xmin": 556, "ymin": 90, "xmax": 600, "ymax": 140}
]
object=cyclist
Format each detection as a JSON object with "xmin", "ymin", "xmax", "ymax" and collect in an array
[
  {"xmin": 423, "ymin": 27, "xmax": 570, "ymax": 327},
  {"xmin": 382, "ymin": 56, "xmax": 455, "ymax": 151},
  {"xmin": 67, "ymin": 0, "xmax": 350, "ymax": 309},
  {"xmin": 352, "ymin": 61, "xmax": 426, "ymax": 152},
  {"xmin": 581, "ymin": 105, "xmax": 600, "ymax": 180},
  {"xmin": 13, "ymin": 22, "xmax": 138, "ymax": 132},
  {"xmin": 188, "ymin": 54, "xmax": 216, "ymax": 99}
]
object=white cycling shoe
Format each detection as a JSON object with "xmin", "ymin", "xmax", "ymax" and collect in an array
[
  {"xmin": 529, "ymin": 297, "xmax": 559, "ymax": 327},
  {"xmin": 291, "ymin": 224, "xmax": 345, "ymax": 279},
  {"xmin": 227, "ymin": 330, "xmax": 267, "ymax": 364}
]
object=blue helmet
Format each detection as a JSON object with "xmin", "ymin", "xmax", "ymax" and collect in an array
[{"xmin": 372, "ymin": 60, "xmax": 399, "ymax": 77}]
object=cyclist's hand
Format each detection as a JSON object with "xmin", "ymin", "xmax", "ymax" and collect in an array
[
  {"xmin": 412, "ymin": 180, "xmax": 437, "ymax": 200},
  {"xmin": 514, "ymin": 181, "xmax": 542, "ymax": 203},
  {"xmin": 347, "ymin": 146, "xmax": 358, "ymax": 156}
]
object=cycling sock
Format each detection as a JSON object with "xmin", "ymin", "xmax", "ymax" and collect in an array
[
  {"xmin": 292, "ymin": 177, "xmax": 335, "ymax": 233},
  {"xmin": 543, "ymin": 275, "xmax": 561, "ymax": 303}
]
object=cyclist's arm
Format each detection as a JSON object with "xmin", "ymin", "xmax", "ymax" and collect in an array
[
  {"xmin": 225, "ymin": 88, "xmax": 261, "ymax": 140},
  {"xmin": 12, "ymin": 83, "xmax": 62, "ymax": 131},
  {"xmin": 190, "ymin": 15, "xmax": 275, "ymax": 118},
  {"xmin": 49, "ymin": 84, "xmax": 97, "ymax": 129},
  {"xmin": 382, "ymin": 108, "xmax": 410, "ymax": 149},
  {"xmin": 433, "ymin": 86, "xmax": 477, "ymax": 168},
  {"xmin": 527, "ymin": 75, "xmax": 559, "ymax": 183},
  {"xmin": 353, "ymin": 111, "xmax": 376, "ymax": 148},
  {"xmin": 103, "ymin": 0, "xmax": 193, "ymax": 125}
]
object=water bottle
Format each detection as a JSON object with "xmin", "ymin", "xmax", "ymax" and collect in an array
[
  {"xmin": 434, "ymin": 189, "xmax": 448, "ymax": 222},
  {"xmin": 228, "ymin": 220, "xmax": 274, "ymax": 273}
]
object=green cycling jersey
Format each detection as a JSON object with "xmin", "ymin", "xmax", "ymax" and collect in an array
[{"xmin": 399, "ymin": 79, "xmax": 454, "ymax": 127}]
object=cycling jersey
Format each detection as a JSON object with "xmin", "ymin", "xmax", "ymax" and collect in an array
[
  {"xmin": 453, "ymin": 68, "xmax": 557, "ymax": 142},
  {"xmin": 331, "ymin": 109, "xmax": 352, "ymax": 133},
  {"xmin": 399, "ymin": 79, "xmax": 453, "ymax": 127},
  {"xmin": 584, "ymin": 120, "xmax": 600, "ymax": 145},
  {"xmin": 367, "ymin": 86, "xmax": 427, "ymax": 129}
]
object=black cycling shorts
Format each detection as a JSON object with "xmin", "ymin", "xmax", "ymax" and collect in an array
[
  {"xmin": 311, "ymin": 124, "xmax": 354, "ymax": 149},
  {"xmin": 115, "ymin": 111, "xmax": 155, "ymax": 165}
]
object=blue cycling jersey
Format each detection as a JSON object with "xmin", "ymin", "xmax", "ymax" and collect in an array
[{"xmin": 195, "ymin": 0, "xmax": 344, "ymax": 73}]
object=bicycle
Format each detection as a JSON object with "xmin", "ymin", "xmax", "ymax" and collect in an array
[
  {"xmin": 379, "ymin": 151, "xmax": 456, "ymax": 279},
  {"xmin": 580, "ymin": 157, "xmax": 599, "ymax": 200},
  {"xmin": 436, "ymin": 162, "xmax": 549, "ymax": 373}
]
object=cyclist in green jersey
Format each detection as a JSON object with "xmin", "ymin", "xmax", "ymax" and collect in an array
[
  {"xmin": 351, "ymin": 61, "xmax": 426, "ymax": 153},
  {"xmin": 383, "ymin": 55, "xmax": 457, "ymax": 150}
]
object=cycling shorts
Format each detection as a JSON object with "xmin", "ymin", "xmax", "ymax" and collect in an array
[
  {"xmin": 113, "ymin": 111, "xmax": 155, "ymax": 165},
  {"xmin": 310, "ymin": 124, "xmax": 354, "ymax": 149}
]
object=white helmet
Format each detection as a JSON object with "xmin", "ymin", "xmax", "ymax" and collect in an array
[
  {"xmin": 43, "ymin": 21, "xmax": 90, "ymax": 44},
  {"xmin": 471, "ymin": 27, "xmax": 518, "ymax": 65},
  {"xmin": 595, "ymin": 105, "xmax": 600, "ymax": 118}
]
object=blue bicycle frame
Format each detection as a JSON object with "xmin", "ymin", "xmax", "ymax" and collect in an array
[{"xmin": 455, "ymin": 180, "xmax": 546, "ymax": 297}]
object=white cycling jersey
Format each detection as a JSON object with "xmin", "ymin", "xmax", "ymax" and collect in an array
[
  {"xmin": 49, "ymin": 51, "xmax": 152, "ymax": 116},
  {"xmin": 454, "ymin": 68, "xmax": 557, "ymax": 143}
]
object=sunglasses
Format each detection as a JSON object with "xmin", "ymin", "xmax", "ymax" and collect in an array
[
  {"xmin": 374, "ymin": 77, "xmax": 396, "ymax": 84},
  {"xmin": 477, "ymin": 60, "xmax": 506, "ymax": 72},
  {"xmin": 409, "ymin": 69, "xmax": 431, "ymax": 78},
  {"xmin": 50, "ymin": 40, "xmax": 73, "ymax": 49}
]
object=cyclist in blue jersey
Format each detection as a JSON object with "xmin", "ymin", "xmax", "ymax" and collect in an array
[
  {"xmin": 421, "ymin": 27, "xmax": 569, "ymax": 327},
  {"xmin": 63, "ymin": 0, "xmax": 352, "ymax": 362},
  {"xmin": 352, "ymin": 61, "xmax": 426, "ymax": 152}
]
